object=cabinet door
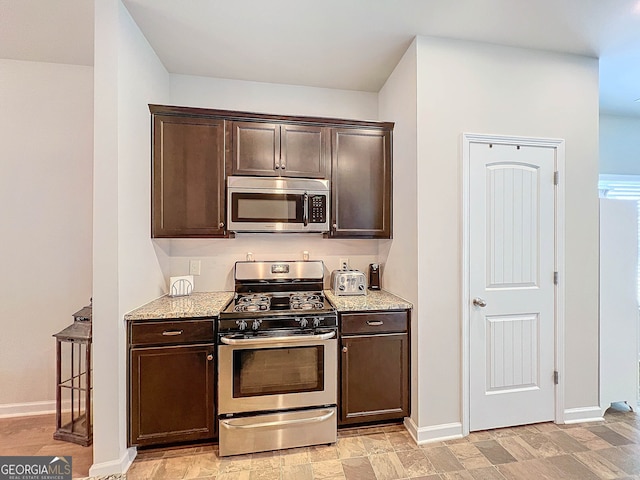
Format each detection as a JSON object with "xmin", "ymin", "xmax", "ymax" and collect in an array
[
  {"xmin": 129, "ymin": 344, "xmax": 216, "ymax": 446},
  {"xmin": 330, "ymin": 128, "xmax": 392, "ymax": 238},
  {"xmin": 340, "ymin": 333, "xmax": 409, "ymax": 425},
  {"xmin": 152, "ymin": 115, "xmax": 226, "ymax": 237},
  {"xmin": 230, "ymin": 121, "xmax": 280, "ymax": 176},
  {"xmin": 280, "ymin": 124, "xmax": 328, "ymax": 178}
]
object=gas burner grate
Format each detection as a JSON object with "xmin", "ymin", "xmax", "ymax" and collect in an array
[
  {"xmin": 290, "ymin": 293, "xmax": 325, "ymax": 310},
  {"xmin": 290, "ymin": 301, "xmax": 324, "ymax": 310},
  {"xmin": 234, "ymin": 294, "xmax": 270, "ymax": 313}
]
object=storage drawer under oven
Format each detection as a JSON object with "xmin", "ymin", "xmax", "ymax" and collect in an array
[
  {"xmin": 219, "ymin": 407, "xmax": 337, "ymax": 457},
  {"xmin": 130, "ymin": 320, "xmax": 215, "ymax": 346}
]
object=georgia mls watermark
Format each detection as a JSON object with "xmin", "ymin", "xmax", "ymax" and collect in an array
[{"xmin": 0, "ymin": 456, "xmax": 72, "ymax": 480}]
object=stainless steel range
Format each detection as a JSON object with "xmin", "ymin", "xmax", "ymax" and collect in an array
[{"xmin": 217, "ymin": 260, "xmax": 337, "ymax": 457}]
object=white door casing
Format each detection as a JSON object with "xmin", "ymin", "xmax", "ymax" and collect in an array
[{"xmin": 462, "ymin": 134, "xmax": 565, "ymax": 433}]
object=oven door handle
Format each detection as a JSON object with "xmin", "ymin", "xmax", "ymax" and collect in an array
[
  {"xmin": 219, "ymin": 330, "xmax": 335, "ymax": 345},
  {"xmin": 220, "ymin": 408, "xmax": 335, "ymax": 430}
]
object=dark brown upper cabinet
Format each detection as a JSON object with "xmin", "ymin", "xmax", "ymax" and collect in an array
[
  {"xmin": 329, "ymin": 127, "xmax": 393, "ymax": 239},
  {"xmin": 151, "ymin": 111, "xmax": 227, "ymax": 238},
  {"xmin": 229, "ymin": 121, "xmax": 328, "ymax": 178},
  {"xmin": 149, "ymin": 104, "xmax": 393, "ymax": 239}
]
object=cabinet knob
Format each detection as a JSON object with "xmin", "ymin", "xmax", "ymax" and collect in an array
[
  {"xmin": 333, "ymin": 224, "xmax": 337, "ymax": 230},
  {"xmin": 219, "ymin": 222, "xmax": 225, "ymax": 229},
  {"xmin": 275, "ymin": 164, "xmax": 280, "ymax": 169},
  {"xmin": 342, "ymin": 346, "xmax": 348, "ymax": 353},
  {"xmin": 281, "ymin": 163, "xmax": 286, "ymax": 170},
  {"xmin": 207, "ymin": 354, "xmax": 213, "ymax": 361}
]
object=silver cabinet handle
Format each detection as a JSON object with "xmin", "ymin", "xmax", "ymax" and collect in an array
[
  {"xmin": 472, "ymin": 297, "xmax": 487, "ymax": 308},
  {"xmin": 220, "ymin": 409, "xmax": 334, "ymax": 430},
  {"xmin": 162, "ymin": 330, "xmax": 183, "ymax": 336},
  {"xmin": 220, "ymin": 331, "xmax": 335, "ymax": 345},
  {"xmin": 342, "ymin": 346, "xmax": 348, "ymax": 353},
  {"xmin": 366, "ymin": 320, "xmax": 384, "ymax": 326},
  {"xmin": 207, "ymin": 354, "xmax": 213, "ymax": 361},
  {"xmin": 219, "ymin": 222, "xmax": 225, "ymax": 228}
]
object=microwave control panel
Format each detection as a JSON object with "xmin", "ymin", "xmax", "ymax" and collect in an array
[{"xmin": 309, "ymin": 195, "xmax": 327, "ymax": 223}]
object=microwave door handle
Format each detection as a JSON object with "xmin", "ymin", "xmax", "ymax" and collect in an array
[{"xmin": 303, "ymin": 192, "xmax": 309, "ymax": 226}]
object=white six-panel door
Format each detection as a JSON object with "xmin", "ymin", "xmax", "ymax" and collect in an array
[{"xmin": 468, "ymin": 141, "xmax": 556, "ymax": 431}]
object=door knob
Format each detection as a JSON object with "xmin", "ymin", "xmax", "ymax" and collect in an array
[{"xmin": 472, "ymin": 297, "xmax": 487, "ymax": 307}]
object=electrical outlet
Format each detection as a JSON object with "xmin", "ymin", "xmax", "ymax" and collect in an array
[
  {"xmin": 339, "ymin": 258, "xmax": 349, "ymax": 270},
  {"xmin": 189, "ymin": 260, "xmax": 201, "ymax": 276}
]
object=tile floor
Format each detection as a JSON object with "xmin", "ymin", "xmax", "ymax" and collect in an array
[
  {"xmin": 127, "ymin": 403, "xmax": 640, "ymax": 480},
  {"xmin": 1, "ymin": 404, "xmax": 638, "ymax": 479}
]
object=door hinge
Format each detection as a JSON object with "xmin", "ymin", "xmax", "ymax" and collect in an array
[
  {"xmin": 554, "ymin": 171, "xmax": 559, "ymax": 185},
  {"xmin": 554, "ymin": 371, "xmax": 559, "ymax": 385},
  {"xmin": 554, "ymin": 271, "xmax": 558, "ymax": 285}
]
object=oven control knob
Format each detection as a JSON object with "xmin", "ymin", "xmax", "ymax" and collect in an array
[
  {"xmin": 313, "ymin": 317, "xmax": 321, "ymax": 328},
  {"xmin": 338, "ymin": 285, "xmax": 345, "ymax": 291},
  {"xmin": 358, "ymin": 284, "xmax": 365, "ymax": 290},
  {"xmin": 297, "ymin": 317, "xmax": 308, "ymax": 328},
  {"xmin": 236, "ymin": 319, "xmax": 248, "ymax": 331},
  {"xmin": 252, "ymin": 319, "xmax": 262, "ymax": 331}
]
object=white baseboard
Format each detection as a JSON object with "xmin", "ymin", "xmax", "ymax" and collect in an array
[
  {"xmin": 404, "ymin": 417, "xmax": 464, "ymax": 444},
  {"xmin": 562, "ymin": 406, "xmax": 604, "ymax": 424},
  {"xmin": 0, "ymin": 401, "xmax": 57, "ymax": 418},
  {"xmin": 0, "ymin": 399, "xmax": 83, "ymax": 419},
  {"xmin": 89, "ymin": 448, "xmax": 136, "ymax": 476}
]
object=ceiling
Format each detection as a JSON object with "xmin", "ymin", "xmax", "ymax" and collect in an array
[{"xmin": 2, "ymin": 0, "xmax": 640, "ymax": 117}]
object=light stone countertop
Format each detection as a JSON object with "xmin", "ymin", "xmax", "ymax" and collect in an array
[
  {"xmin": 324, "ymin": 289, "xmax": 412, "ymax": 312},
  {"xmin": 124, "ymin": 291, "xmax": 234, "ymax": 321}
]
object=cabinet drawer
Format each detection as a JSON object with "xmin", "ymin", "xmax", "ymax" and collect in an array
[
  {"xmin": 340, "ymin": 311, "xmax": 408, "ymax": 335},
  {"xmin": 130, "ymin": 320, "xmax": 215, "ymax": 346}
]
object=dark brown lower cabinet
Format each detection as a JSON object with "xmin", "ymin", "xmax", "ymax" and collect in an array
[
  {"xmin": 339, "ymin": 311, "xmax": 410, "ymax": 425},
  {"xmin": 128, "ymin": 320, "xmax": 216, "ymax": 447}
]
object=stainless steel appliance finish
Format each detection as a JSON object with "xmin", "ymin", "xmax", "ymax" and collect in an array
[
  {"xmin": 218, "ymin": 332, "xmax": 337, "ymax": 415},
  {"xmin": 227, "ymin": 176, "xmax": 330, "ymax": 233},
  {"xmin": 331, "ymin": 269, "xmax": 367, "ymax": 296},
  {"xmin": 217, "ymin": 260, "xmax": 338, "ymax": 456},
  {"xmin": 235, "ymin": 259, "xmax": 325, "ymax": 283},
  {"xmin": 219, "ymin": 407, "xmax": 337, "ymax": 457}
]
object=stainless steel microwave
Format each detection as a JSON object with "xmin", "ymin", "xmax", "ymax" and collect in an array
[{"xmin": 227, "ymin": 176, "xmax": 330, "ymax": 233}]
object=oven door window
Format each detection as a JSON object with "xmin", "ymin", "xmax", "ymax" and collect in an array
[
  {"xmin": 231, "ymin": 193, "xmax": 303, "ymax": 223},
  {"xmin": 233, "ymin": 345, "xmax": 324, "ymax": 397}
]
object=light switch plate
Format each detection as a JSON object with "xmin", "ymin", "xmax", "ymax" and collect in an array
[{"xmin": 189, "ymin": 260, "xmax": 201, "ymax": 276}]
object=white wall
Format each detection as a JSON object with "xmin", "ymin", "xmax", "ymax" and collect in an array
[
  {"xmin": 91, "ymin": 0, "xmax": 169, "ymax": 474},
  {"xmin": 0, "ymin": 59, "xmax": 93, "ymax": 415},
  {"xmin": 161, "ymin": 74, "xmax": 382, "ymax": 292},
  {"xmin": 377, "ymin": 40, "xmax": 420, "ymax": 421},
  {"xmin": 406, "ymin": 37, "xmax": 599, "ymax": 436},
  {"xmin": 600, "ymin": 114, "xmax": 640, "ymax": 174},
  {"xmin": 170, "ymin": 74, "xmax": 378, "ymax": 121},
  {"xmin": 166, "ymin": 238, "xmax": 379, "ymax": 292}
]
